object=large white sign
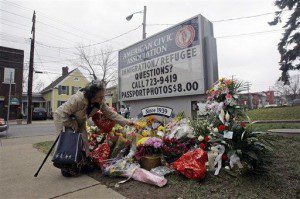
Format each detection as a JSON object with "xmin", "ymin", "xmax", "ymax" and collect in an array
[{"xmin": 118, "ymin": 16, "xmax": 205, "ymax": 101}]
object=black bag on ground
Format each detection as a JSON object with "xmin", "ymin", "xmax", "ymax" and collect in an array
[{"xmin": 52, "ymin": 128, "xmax": 86, "ymax": 170}]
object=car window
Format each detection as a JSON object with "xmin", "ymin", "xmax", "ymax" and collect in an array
[{"xmin": 34, "ymin": 108, "xmax": 46, "ymax": 111}]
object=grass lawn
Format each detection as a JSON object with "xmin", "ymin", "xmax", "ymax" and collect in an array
[
  {"xmin": 34, "ymin": 135, "xmax": 300, "ymax": 198},
  {"xmin": 247, "ymin": 106, "xmax": 300, "ymax": 131},
  {"xmin": 33, "ymin": 141, "xmax": 55, "ymax": 154},
  {"xmin": 247, "ymin": 106, "xmax": 300, "ymax": 121}
]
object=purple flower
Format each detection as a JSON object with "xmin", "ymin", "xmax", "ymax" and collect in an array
[
  {"xmin": 153, "ymin": 142, "xmax": 162, "ymax": 149},
  {"xmin": 143, "ymin": 137, "xmax": 163, "ymax": 149}
]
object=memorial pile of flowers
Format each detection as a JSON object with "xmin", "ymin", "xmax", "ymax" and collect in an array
[
  {"xmin": 205, "ymin": 78, "xmax": 271, "ymax": 174},
  {"xmin": 86, "ymin": 78, "xmax": 271, "ymax": 187}
]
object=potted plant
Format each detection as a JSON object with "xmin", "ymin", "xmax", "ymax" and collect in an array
[
  {"xmin": 16, "ymin": 112, "xmax": 23, "ymax": 125},
  {"xmin": 135, "ymin": 137, "xmax": 163, "ymax": 170}
]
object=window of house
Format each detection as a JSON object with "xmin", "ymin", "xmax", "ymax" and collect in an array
[
  {"xmin": 61, "ymin": 86, "xmax": 68, "ymax": 94},
  {"xmin": 74, "ymin": 77, "xmax": 79, "ymax": 81},
  {"xmin": 3, "ymin": 68, "xmax": 15, "ymax": 84},
  {"xmin": 58, "ymin": 85, "xmax": 69, "ymax": 95},
  {"xmin": 57, "ymin": 101, "xmax": 66, "ymax": 107}
]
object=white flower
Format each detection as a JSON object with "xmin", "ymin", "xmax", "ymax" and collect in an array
[
  {"xmin": 225, "ymin": 112, "xmax": 230, "ymax": 122},
  {"xmin": 198, "ymin": 135, "xmax": 204, "ymax": 141},
  {"xmin": 225, "ymin": 166, "xmax": 230, "ymax": 170},
  {"xmin": 213, "ymin": 128, "xmax": 219, "ymax": 133},
  {"xmin": 187, "ymin": 132, "xmax": 195, "ymax": 138}
]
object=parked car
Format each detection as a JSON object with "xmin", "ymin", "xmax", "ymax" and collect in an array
[
  {"xmin": 0, "ymin": 118, "xmax": 8, "ymax": 133},
  {"xmin": 292, "ymin": 99, "xmax": 300, "ymax": 106},
  {"xmin": 32, "ymin": 108, "xmax": 47, "ymax": 120}
]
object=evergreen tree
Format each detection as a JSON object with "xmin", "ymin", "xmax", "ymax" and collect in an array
[{"xmin": 269, "ymin": 0, "xmax": 300, "ymax": 84}]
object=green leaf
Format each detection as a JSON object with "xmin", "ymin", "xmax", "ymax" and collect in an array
[
  {"xmin": 254, "ymin": 142, "xmax": 273, "ymax": 151},
  {"xmin": 227, "ymin": 149, "xmax": 235, "ymax": 157},
  {"xmin": 243, "ymin": 151, "xmax": 258, "ymax": 160}
]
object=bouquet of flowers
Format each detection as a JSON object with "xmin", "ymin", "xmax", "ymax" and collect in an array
[
  {"xmin": 135, "ymin": 137, "xmax": 163, "ymax": 160},
  {"xmin": 162, "ymin": 137, "xmax": 196, "ymax": 163},
  {"xmin": 205, "ymin": 78, "xmax": 272, "ymax": 174}
]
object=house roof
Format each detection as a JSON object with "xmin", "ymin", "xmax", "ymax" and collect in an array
[
  {"xmin": 22, "ymin": 92, "xmax": 45, "ymax": 102},
  {"xmin": 40, "ymin": 68, "xmax": 76, "ymax": 93}
]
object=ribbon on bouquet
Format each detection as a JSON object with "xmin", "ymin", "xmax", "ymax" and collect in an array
[
  {"xmin": 213, "ymin": 145, "xmax": 225, "ymax": 175},
  {"xmin": 229, "ymin": 153, "xmax": 243, "ymax": 169}
]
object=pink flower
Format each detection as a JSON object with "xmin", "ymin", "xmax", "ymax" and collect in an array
[{"xmin": 226, "ymin": 94, "xmax": 232, "ymax": 99}]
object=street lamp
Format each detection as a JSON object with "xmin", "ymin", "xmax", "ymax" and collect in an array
[{"xmin": 126, "ymin": 6, "xmax": 147, "ymax": 39}]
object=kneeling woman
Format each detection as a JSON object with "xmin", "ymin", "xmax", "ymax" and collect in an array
[{"xmin": 53, "ymin": 80, "xmax": 134, "ymax": 176}]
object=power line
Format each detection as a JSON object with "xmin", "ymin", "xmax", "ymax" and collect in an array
[
  {"xmin": 0, "ymin": 8, "xmax": 31, "ymax": 20},
  {"xmin": 147, "ymin": 10, "xmax": 288, "ymax": 26},
  {"xmin": 63, "ymin": 25, "xmax": 142, "ymax": 49},
  {"xmin": 212, "ymin": 10, "xmax": 287, "ymax": 23},
  {"xmin": 1, "ymin": 21, "xmax": 31, "ymax": 32},
  {"xmin": 1, "ymin": 0, "xmax": 128, "ymax": 47},
  {"xmin": 35, "ymin": 49, "xmax": 52, "ymax": 80},
  {"xmin": 216, "ymin": 29, "xmax": 282, "ymax": 39},
  {"xmin": 0, "ymin": 17, "xmax": 83, "ymax": 45},
  {"xmin": 36, "ymin": 20, "xmax": 95, "ymax": 42},
  {"xmin": 1, "ymin": 6, "xmax": 140, "ymax": 49},
  {"xmin": 34, "ymin": 24, "xmax": 142, "ymax": 50},
  {"xmin": 0, "ymin": 17, "xmax": 31, "ymax": 28},
  {"xmin": 1, "ymin": 0, "xmax": 102, "ymax": 41},
  {"xmin": 0, "ymin": 37, "xmax": 29, "ymax": 45}
]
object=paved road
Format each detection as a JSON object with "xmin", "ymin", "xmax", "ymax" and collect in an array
[{"xmin": 0, "ymin": 120, "xmax": 55, "ymax": 138}]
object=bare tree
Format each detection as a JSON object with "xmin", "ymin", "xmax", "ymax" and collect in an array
[
  {"xmin": 273, "ymin": 74, "xmax": 300, "ymax": 100},
  {"xmin": 23, "ymin": 68, "xmax": 44, "ymax": 93},
  {"xmin": 75, "ymin": 45, "xmax": 117, "ymax": 84}
]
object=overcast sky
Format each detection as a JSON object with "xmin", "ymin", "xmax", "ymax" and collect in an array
[{"xmin": 1, "ymin": 0, "xmax": 298, "ymax": 92}]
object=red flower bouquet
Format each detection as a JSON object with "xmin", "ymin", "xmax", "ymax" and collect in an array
[{"xmin": 92, "ymin": 109, "xmax": 116, "ymax": 133}]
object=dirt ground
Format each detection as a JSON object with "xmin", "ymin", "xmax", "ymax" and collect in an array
[{"xmin": 88, "ymin": 135, "xmax": 300, "ymax": 199}]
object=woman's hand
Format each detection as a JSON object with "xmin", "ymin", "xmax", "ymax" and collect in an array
[{"xmin": 125, "ymin": 120, "xmax": 136, "ymax": 126}]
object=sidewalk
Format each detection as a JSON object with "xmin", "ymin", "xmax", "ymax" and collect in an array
[
  {"xmin": 268, "ymin": 128, "xmax": 300, "ymax": 136},
  {"xmin": 8, "ymin": 119, "xmax": 54, "ymax": 126},
  {"xmin": 0, "ymin": 135, "xmax": 125, "ymax": 199}
]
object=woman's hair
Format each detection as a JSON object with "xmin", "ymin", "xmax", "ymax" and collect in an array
[
  {"xmin": 82, "ymin": 80, "xmax": 106, "ymax": 115},
  {"xmin": 82, "ymin": 80, "xmax": 106, "ymax": 101}
]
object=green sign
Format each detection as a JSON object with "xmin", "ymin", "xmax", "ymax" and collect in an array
[{"xmin": 10, "ymin": 98, "xmax": 20, "ymax": 105}]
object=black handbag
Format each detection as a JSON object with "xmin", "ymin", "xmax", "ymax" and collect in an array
[{"xmin": 52, "ymin": 128, "xmax": 86, "ymax": 170}]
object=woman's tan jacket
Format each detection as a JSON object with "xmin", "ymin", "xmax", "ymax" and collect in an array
[{"xmin": 53, "ymin": 91, "xmax": 129, "ymax": 134}]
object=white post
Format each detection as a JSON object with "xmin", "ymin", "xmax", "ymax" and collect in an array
[
  {"xmin": 142, "ymin": 6, "xmax": 147, "ymax": 39},
  {"xmin": 6, "ymin": 72, "xmax": 13, "ymax": 125}
]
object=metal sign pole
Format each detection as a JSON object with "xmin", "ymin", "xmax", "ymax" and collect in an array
[{"xmin": 6, "ymin": 72, "xmax": 12, "ymax": 126}]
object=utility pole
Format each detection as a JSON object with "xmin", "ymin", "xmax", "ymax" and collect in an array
[
  {"xmin": 27, "ymin": 11, "xmax": 36, "ymax": 124},
  {"xmin": 244, "ymin": 81, "xmax": 252, "ymax": 109},
  {"xmin": 142, "ymin": 6, "xmax": 147, "ymax": 39}
]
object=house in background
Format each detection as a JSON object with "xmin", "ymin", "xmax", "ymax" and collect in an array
[
  {"xmin": 106, "ymin": 85, "xmax": 119, "ymax": 109},
  {"xmin": 40, "ymin": 66, "xmax": 89, "ymax": 117},
  {"xmin": 238, "ymin": 90, "xmax": 275, "ymax": 109},
  {"xmin": 21, "ymin": 92, "xmax": 46, "ymax": 117},
  {"xmin": 0, "ymin": 46, "xmax": 24, "ymax": 120}
]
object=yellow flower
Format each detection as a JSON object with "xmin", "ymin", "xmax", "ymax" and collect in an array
[
  {"xmin": 115, "ymin": 132, "xmax": 123, "ymax": 137},
  {"xmin": 157, "ymin": 126, "xmax": 165, "ymax": 132},
  {"xmin": 137, "ymin": 137, "xmax": 149, "ymax": 146},
  {"xmin": 142, "ymin": 131, "xmax": 148, "ymax": 137},
  {"xmin": 146, "ymin": 116, "xmax": 155, "ymax": 124}
]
